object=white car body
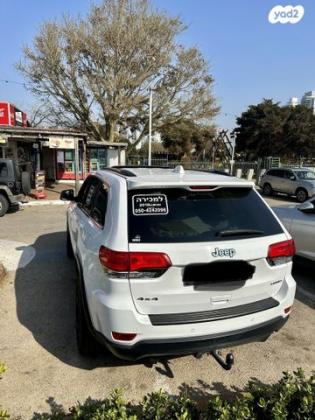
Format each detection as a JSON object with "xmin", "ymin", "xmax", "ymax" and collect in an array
[
  {"xmin": 65, "ymin": 167, "xmax": 296, "ymax": 360},
  {"xmin": 273, "ymin": 198, "xmax": 315, "ymax": 262}
]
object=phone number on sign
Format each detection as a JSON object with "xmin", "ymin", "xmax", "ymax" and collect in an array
[{"xmin": 134, "ymin": 207, "xmax": 168, "ymax": 214}]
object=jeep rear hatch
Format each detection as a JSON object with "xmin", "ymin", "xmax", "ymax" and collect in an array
[{"xmin": 127, "ymin": 186, "xmax": 290, "ymax": 317}]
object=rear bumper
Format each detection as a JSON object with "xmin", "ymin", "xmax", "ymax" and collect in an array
[{"xmin": 95, "ymin": 316, "xmax": 288, "ymax": 361}]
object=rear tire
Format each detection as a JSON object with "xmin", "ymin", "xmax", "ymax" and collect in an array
[
  {"xmin": 76, "ymin": 285, "xmax": 101, "ymax": 357},
  {"xmin": 21, "ymin": 171, "xmax": 31, "ymax": 195},
  {"xmin": 66, "ymin": 229, "xmax": 74, "ymax": 259},
  {"xmin": 0, "ymin": 194, "xmax": 9, "ymax": 217},
  {"xmin": 75, "ymin": 267, "xmax": 102, "ymax": 357},
  {"xmin": 296, "ymin": 188, "xmax": 308, "ymax": 203},
  {"xmin": 262, "ymin": 183, "xmax": 273, "ymax": 196}
]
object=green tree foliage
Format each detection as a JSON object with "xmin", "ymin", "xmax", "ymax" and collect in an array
[
  {"xmin": 17, "ymin": 0, "xmax": 218, "ymax": 144},
  {"xmin": 281, "ymin": 105, "xmax": 315, "ymax": 157},
  {"xmin": 160, "ymin": 119, "xmax": 216, "ymax": 159},
  {"xmin": 235, "ymin": 99, "xmax": 315, "ymax": 159}
]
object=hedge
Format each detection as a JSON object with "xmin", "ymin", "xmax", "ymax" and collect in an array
[{"xmin": 1, "ymin": 368, "xmax": 314, "ymax": 419}]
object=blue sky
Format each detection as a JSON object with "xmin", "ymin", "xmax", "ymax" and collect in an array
[{"xmin": 0, "ymin": 0, "xmax": 314, "ymax": 130}]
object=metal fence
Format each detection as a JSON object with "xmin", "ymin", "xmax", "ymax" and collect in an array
[
  {"xmin": 127, "ymin": 156, "xmax": 217, "ymax": 170},
  {"xmin": 126, "ymin": 156, "xmax": 315, "ymax": 183}
]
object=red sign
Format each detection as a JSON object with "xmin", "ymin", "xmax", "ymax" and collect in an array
[
  {"xmin": 0, "ymin": 102, "xmax": 28, "ymax": 127},
  {"xmin": 0, "ymin": 103, "xmax": 9, "ymax": 125},
  {"xmin": 9, "ymin": 104, "xmax": 15, "ymax": 125}
]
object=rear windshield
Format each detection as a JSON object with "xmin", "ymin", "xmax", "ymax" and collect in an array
[{"xmin": 128, "ymin": 187, "xmax": 283, "ymax": 243}]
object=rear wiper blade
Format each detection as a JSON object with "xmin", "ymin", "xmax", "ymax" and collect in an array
[{"xmin": 215, "ymin": 229, "xmax": 264, "ymax": 237}]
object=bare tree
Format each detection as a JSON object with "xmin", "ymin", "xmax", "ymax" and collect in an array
[
  {"xmin": 27, "ymin": 101, "xmax": 78, "ymax": 128},
  {"xmin": 17, "ymin": 0, "xmax": 219, "ymax": 145}
]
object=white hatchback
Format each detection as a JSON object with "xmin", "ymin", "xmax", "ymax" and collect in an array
[{"xmin": 61, "ymin": 166, "xmax": 296, "ymax": 362}]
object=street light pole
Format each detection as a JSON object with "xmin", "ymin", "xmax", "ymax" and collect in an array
[
  {"xmin": 230, "ymin": 134, "xmax": 236, "ymax": 175},
  {"xmin": 74, "ymin": 139, "xmax": 80, "ymax": 196},
  {"xmin": 148, "ymin": 87, "xmax": 153, "ymax": 166}
]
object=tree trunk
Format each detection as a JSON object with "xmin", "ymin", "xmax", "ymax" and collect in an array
[{"xmin": 106, "ymin": 119, "xmax": 117, "ymax": 143}]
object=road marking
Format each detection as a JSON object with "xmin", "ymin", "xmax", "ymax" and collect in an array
[{"xmin": 0, "ymin": 240, "xmax": 36, "ymax": 272}]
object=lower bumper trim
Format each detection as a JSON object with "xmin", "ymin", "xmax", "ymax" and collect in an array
[{"xmin": 94, "ymin": 316, "xmax": 288, "ymax": 361}]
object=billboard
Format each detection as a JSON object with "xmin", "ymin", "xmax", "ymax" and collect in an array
[
  {"xmin": 0, "ymin": 103, "xmax": 9, "ymax": 125},
  {"xmin": 0, "ymin": 102, "xmax": 28, "ymax": 127}
]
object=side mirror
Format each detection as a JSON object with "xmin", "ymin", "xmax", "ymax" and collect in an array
[
  {"xmin": 290, "ymin": 175, "xmax": 296, "ymax": 181},
  {"xmin": 298, "ymin": 201, "xmax": 314, "ymax": 213},
  {"xmin": 60, "ymin": 189, "xmax": 75, "ymax": 201}
]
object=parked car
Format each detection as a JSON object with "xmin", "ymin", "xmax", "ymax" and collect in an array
[
  {"xmin": 0, "ymin": 158, "xmax": 31, "ymax": 216},
  {"xmin": 259, "ymin": 168, "xmax": 315, "ymax": 203},
  {"xmin": 62, "ymin": 166, "xmax": 296, "ymax": 362},
  {"xmin": 273, "ymin": 198, "xmax": 315, "ymax": 263}
]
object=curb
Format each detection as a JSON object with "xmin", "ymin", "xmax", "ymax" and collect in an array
[{"xmin": 21, "ymin": 200, "xmax": 69, "ymax": 207}]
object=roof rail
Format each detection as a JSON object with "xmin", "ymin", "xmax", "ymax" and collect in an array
[
  {"xmin": 112, "ymin": 165, "xmax": 175, "ymax": 170},
  {"xmin": 102, "ymin": 167, "xmax": 137, "ymax": 177},
  {"xmin": 108, "ymin": 166, "xmax": 231, "ymax": 177},
  {"xmin": 189, "ymin": 168, "xmax": 232, "ymax": 177}
]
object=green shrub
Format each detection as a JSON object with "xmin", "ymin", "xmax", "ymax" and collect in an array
[
  {"xmin": 141, "ymin": 389, "xmax": 199, "ymax": 420},
  {"xmin": 1, "ymin": 369, "xmax": 314, "ymax": 419},
  {"xmin": 67, "ymin": 369, "xmax": 314, "ymax": 420},
  {"xmin": 0, "ymin": 363, "xmax": 9, "ymax": 419},
  {"xmin": 70, "ymin": 389, "xmax": 137, "ymax": 420},
  {"xmin": 0, "ymin": 363, "xmax": 6, "ymax": 377},
  {"xmin": 0, "ymin": 409, "xmax": 9, "ymax": 420},
  {"xmin": 207, "ymin": 368, "xmax": 315, "ymax": 420}
]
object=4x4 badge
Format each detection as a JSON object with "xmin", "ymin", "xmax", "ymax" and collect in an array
[{"xmin": 212, "ymin": 247, "xmax": 236, "ymax": 258}]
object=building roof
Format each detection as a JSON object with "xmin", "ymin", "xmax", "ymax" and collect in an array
[
  {"xmin": 87, "ymin": 140, "xmax": 128, "ymax": 148},
  {"xmin": 0, "ymin": 125, "xmax": 88, "ymax": 137},
  {"xmin": 0, "ymin": 126, "xmax": 128, "ymax": 147}
]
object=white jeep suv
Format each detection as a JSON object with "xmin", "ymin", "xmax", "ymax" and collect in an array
[{"xmin": 62, "ymin": 166, "xmax": 296, "ymax": 361}]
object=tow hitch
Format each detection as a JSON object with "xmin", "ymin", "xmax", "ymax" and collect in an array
[
  {"xmin": 194, "ymin": 350, "xmax": 235, "ymax": 370},
  {"xmin": 211, "ymin": 350, "xmax": 234, "ymax": 370}
]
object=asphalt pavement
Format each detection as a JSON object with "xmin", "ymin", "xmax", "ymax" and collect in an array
[{"xmin": 0, "ymin": 199, "xmax": 314, "ymax": 419}]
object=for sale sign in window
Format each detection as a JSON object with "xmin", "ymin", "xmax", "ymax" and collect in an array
[{"xmin": 132, "ymin": 194, "xmax": 169, "ymax": 216}]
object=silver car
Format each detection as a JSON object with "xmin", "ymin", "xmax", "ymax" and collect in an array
[
  {"xmin": 273, "ymin": 198, "xmax": 315, "ymax": 263},
  {"xmin": 260, "ymin": 168, "xmax": 315, "ymax": 203}
]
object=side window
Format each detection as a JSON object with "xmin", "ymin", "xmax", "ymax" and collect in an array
[
  {"xmin": 284, "ymin": 170, "xmax": 294, "ymax": 179},
  {"xmin": 274, "ymin": 169, "xmax": 283, "ymax": 178},
  {"xmin": 90, "ymin": 185, "xmax": 108, "ymax": 226},
  {"xmin": 77, "ymin": 177, "xmax": 93, "ymax": 203},
  {"xmin": 268, "ymin": 169, "xmax": 276, "ymax": 176},
  {"xmin": 82, "ymin": 182, "xmax": 98, "ymax": 213},
  {"xmin": 0, "ymin": 162, "xmax": 8, "ymax": 178},
  {"xmin": 78, "ymin": 176, "xmax": 99, "ymax": 215}
]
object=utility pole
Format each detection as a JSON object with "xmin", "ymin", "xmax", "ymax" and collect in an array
[
  {"xmin": 230, "ymin": 133, "xmax": 236, "ymax": 175},
  {"xmin": 148, "ymin": 88, "xmax": 153, "ymax": 166},
  {"xmin": 74, "ymin": 139, "xmax": 80, "ymax": 195}
]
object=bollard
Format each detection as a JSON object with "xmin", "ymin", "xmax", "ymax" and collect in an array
[
  {"xmin": 236, "ymin": 168, "xmax": 242, "ymax": 178},
  {"xmin": 247, "ymin": 168, "xmax": 254, "ymax": 181}
]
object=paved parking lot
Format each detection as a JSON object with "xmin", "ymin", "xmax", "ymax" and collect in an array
[{"xmin": 0, "ymin": 197, "xmax": 314, "ymax": 418}]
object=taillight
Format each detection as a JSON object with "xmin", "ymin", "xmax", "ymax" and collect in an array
[
  {"xmin": 99, "ymin": 246, "xmax": 172, "ymax": 272},
  {"xmin": 129, "ymin": 252, "xmax": 171, "ymax": 271},
  {"xmin": 112, "ymin": 332, "xmax": 137, "ymax": 341},
  {"xmin": 99, "ymin": 247, "xmax": 129, "ymax": 271},
  {"xmin": 267, "ymin": 239, "xmax": 295, "ymax": 266}
]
